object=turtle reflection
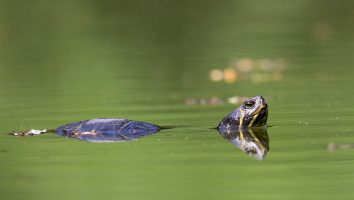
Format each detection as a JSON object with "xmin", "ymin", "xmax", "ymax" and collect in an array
[{"xmin": 217, "ymin": 127, "xmax": 269, "ymax": 160}]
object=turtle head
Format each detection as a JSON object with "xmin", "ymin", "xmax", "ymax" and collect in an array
[{"xmin": 218, "ymin": 95, "xmax": 268, "ymax": 127}]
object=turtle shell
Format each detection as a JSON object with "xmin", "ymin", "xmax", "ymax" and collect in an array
[{"xmin": 54, "ymin": 118, "xmax": 161, "ymax": 143}]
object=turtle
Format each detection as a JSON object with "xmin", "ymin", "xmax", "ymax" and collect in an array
[
  {"xmin": 12, "ymin": 95, "xmax": 269, "ymax": 145},
  {"xmin": 216, "ymin": 95, "xmax": 269, "ymax": 160},
  {"xmin": 217, "ymin": 95, "xmax": 268, "ymax": 129},
  {"xmin": 12, "ymin": 118, "xmax": 162, "ymax": 143}
]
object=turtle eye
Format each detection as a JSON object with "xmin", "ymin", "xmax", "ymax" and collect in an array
[{"xmin": 243, "ymin": 101, "xmax": 255, "ymax": 109}]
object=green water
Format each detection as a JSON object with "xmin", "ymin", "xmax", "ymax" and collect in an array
[{"xmin": 1, "ymin": 1, "xmax": 354, "ymax": 199}]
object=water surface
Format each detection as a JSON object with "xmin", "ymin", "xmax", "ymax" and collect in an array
[{"xmin": 1, "ymin": 1, "xmax": 354, "ymax": 200}]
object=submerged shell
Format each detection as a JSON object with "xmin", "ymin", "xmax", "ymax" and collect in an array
[{"xmin": 54, "ymin": 118, "xmax": 161, "ymax": 143}]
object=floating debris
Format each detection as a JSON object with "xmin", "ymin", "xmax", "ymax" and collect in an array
[
  {"xmin": 327, "ymin": 142, "xmax": 354, "ymax": 152},
  {"xmin": 236, "ymin": 58, "xmax": 253, "ymax": 72},
  {"xmin": 12, "ymin": 129, "xmax": 47, "ymax": 136},
  {"xmin": 184, "ymin": 96, "xmax": 223, "ymax": 105},
  {"xmin": 185, "ymin": 96, "xmax": 271, "ymax": 105},
  {"xmin": 210, "ymin": 58, "xmax": 287, "ymax": 83},
  {"xmin": 209, "ymin": 69, "xmax": 223, "ymax": 82},
  {"xmin": 227, "ymin": 96, "xmax": 250, "ymax": 105},
  {"xmin": 223, "ymin": 68, "xmax": 238, "ymax": 83}
]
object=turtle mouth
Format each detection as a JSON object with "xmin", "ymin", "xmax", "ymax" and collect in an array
[
  {"xmin": 250, "ymin": 103, "xmax": 267, "ymax": 117},
  {"xmin": 249, "ymin": 104, "xmax": 268, "ymax": 126}
]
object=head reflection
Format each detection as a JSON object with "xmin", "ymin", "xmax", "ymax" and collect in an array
[{"xmin": 217, "ymin": 126, "xmax": 269, "ymax": 161}]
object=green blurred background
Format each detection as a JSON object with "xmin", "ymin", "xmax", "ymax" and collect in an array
[{"xmin": 1, "ymin": 1, "xmax": 354, "ymax": 200}]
